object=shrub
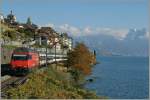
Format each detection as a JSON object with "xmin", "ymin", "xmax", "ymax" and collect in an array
[
  {"xmin": 6, "ymin": 66, "xmax": 100, "ymax": 99},
  {"xmin": 66, "ymin": 42, "xmax": 95, "ymax": 84}
]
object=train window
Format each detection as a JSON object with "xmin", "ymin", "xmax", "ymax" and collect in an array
[
  {"xmin": 12, "ymin": 55, "xmax": 27, "ymax": 60},
  {"xmin": 12, "ymin": 54, "xmax": 32, "ymax": 60}
]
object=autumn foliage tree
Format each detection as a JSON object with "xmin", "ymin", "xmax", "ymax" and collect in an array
[{"xmin": 66, "ymin": 42, "xmax": 96, "ymax": 84}]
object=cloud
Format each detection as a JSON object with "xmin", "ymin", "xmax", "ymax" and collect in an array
[
  {"xmin": 95, "ymin": 28, "xmax": 128, "ymax": 40},
  {"xmin": 146, "ymin": 31, "xmax": 149, "ymax": 38},
  {"xmin": 43, "ymin": 23, "xmax": 148, "ymax": 40},
  {"xmin": 57, "ymin": 24, "xmax": 81, "ymax": 36},
  {"xmin": 44, "ymin": 23, "xmax": 55, "ymax": 28},
  {"xmin": 56, "ymin": 24, "xmax": 95, "ymax": 36},
  {"xmin": 125, "ymin": 28, "xmax": 148, "ymax": 40},
  {"xmin": 83, "ymin": 27, "xmax": 93, "ymax": 34},
  {"xmin": 55, "ymin": 24, "xmax": 128, "ymax": 40}
]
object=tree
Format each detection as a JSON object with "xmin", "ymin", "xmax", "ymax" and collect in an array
[
  {"xmin": 66, "ymin": 42, "xmax": 95, "ymax": 84},
  {"xmin": 26, "ymin": 17, "xmax": 32, "ymax": 25}
]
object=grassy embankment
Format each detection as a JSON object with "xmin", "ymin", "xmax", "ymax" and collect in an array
[{"xmin": 6, "ymin": 64, "xmax": 107, "ymax": 99}]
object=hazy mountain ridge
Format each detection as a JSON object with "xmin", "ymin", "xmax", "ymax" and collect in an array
[{"xmin": 73, "ymin": 28, "xmax": 149, "ymax": 57}]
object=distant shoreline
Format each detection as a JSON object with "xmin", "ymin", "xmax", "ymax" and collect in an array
[{"xmin": 97, "ymin": 55, "xmax": 149, "ymax": 58}]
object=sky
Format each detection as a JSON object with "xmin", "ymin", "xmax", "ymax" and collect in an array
[
  {"xmin": 1, "ymin": 0, "xmax": 149, "ymax": 56},
  {"xmin": 1, "ymin": 0, "xmax": 149, "ymax": 29}
]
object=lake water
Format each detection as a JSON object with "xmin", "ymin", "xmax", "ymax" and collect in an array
[{"xmin": 85, "ymin": 56, "xmax": 149, "ymax": 99}]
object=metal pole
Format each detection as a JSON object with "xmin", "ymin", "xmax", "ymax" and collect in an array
[
  {"xmin": 39, "ymin": 36, "xmax": 41, "ymax": 45},
  {"xmin": 46, "ymin": 45, "xmax": 47, "ymax": 67},
  {"xmin": 55, "ymin": 43, "xmax": 57, "ymax": 69}
]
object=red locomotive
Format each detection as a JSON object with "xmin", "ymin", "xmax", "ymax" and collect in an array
[{"xmin": 10, "ymin": 47, "xmax": 40, "ymax": 73}]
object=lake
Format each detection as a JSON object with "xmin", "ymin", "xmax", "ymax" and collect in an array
[{"xmin": 85, "ymin": 56, "xmax": 149, "ymax": 99}]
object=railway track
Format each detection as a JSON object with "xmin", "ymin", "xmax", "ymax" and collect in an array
[{"xmin": 1, "ymin": 76, "xmax": 28, "ymax": 98}]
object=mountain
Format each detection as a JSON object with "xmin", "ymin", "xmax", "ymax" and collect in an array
[{"xmin": 73, "ymin": 29, "xmax": 149, "ymax": 57}]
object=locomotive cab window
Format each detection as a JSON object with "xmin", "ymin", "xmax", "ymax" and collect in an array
[{"xmin": 12, "ymin": 54, "xmax": 32, "ymax": 60}]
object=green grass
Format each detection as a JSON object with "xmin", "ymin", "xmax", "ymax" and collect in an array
[
  {"xmin": 6, "ymin": 65, "xmax": 104, "ymax": 99},
  {"xmin": 2, "ymin": 45, "xmax": 17, "ymax": 49},
  {"xmin": 0, "ymin": 24, "xmax": 14, "ymax": 31}
]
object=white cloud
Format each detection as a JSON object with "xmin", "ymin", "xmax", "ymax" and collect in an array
[
  {"xmin": 44, "ymin": 23, "xmax": 55, "ymax": 28},
  {"xmin": 43, "ymin": 23, "xmax": 148, "ymax": 40},
  {"xmin": 56, "ymin": 24, "xmax": 129, "ymax": 40},
  {"xmin": 57, "ymin": 24, "xmax": 94, "ymax": 36},
  {"xmin": 145, "ymin": 31, "xmax": 149, "ymax": 38},
  {"xmin": 58, "ymin": 24, "xmax": 81, "ymax": 36},
  {"xmin": 83, "ymin": 27, "xmax": 93, "ymax": 34},
  {"xmin": 96, "ymin": 28, "xmax": 128, "ymax": 40}
]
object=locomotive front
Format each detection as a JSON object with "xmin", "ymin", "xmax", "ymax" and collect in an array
[{"xmin": 10, "ymin": 47, "xmax": 40, "ymax": 72}]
